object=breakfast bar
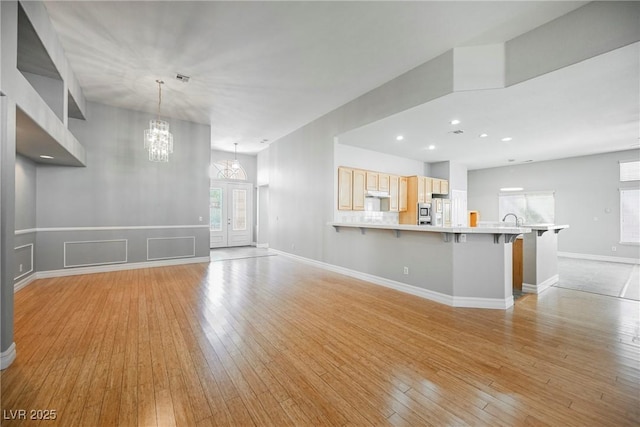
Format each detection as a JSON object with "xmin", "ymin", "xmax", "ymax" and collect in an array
[{"xmin": 328, "ymin": 222, "xmax": 533, "ymax": 309}]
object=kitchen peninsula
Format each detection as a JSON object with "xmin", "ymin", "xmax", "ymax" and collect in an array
[{"xmin": 328, "ymin": 221, "xmax": 532, "ymax": 309}]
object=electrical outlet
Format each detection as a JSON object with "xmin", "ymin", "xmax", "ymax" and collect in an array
[
  {"xmin": 19, "ymin": 264, "xmax": 23, "ymax": 273},
  {"xmin": 459, "ymin": 234, "xmax": 467, "ymax": 243},
  {"xmin": 403, "ymin": 266, "xmax": 409, "ymax": 275},
  {"xmin": 198, "ymin": 216, "xmax": 203, "ymax": 222},
  {"xmin": 612, "ymin": 246, "xmax": 617, "ymax": 252}
]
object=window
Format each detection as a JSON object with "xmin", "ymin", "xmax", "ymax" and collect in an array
[
  {"xmin": 620, "ymin": 160, "xmax": 640, "ymax": 182},
  {"xmin": 210, "ymin": 187, "xmax": 222, "ymax": 231},
  {"xmin": 210, "ymin": 160, "xmax": 247, "ymax": 180},
  {"xmin": 619, "ymin": 160, "xmax": 640, "ymax": 244},
  {"xmin": 620, "ymin": 189, "xmax": 640, "ymax": 244},
  {"xmin": 499, "ymin": 191, "xmax": 555, "ymax": 224}
]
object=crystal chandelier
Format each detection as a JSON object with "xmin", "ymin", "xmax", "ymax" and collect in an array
[{"xmin": 144, "ymin": 80, "xmax": 174, "ymax": 162}]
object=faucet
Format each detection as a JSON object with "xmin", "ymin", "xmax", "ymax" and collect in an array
[{"xmin": 502, "ymin": 213, "xmax": 521, "ymax": 226}]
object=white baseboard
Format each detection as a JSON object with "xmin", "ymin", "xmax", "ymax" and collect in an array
[
  {"xmin": 523, "ymin": 274, "xmax": 559, "ymax": 294},
  {"xmin": 270, "ymin": 249, "xmax": 513, "ymax": 310},
  {"xmin": 14, "ymin": 273, "xmax": 37, "ymax": 292},
  {"xmin": 14, "ymin": 256, "xmax": 211, "ymax": 292},
  {"xmin": 256, "ymin": 243, "xmax": 269, "ymax": 249},
  {"xmin": 1, "ymin": 343, "xmax": 16, "ymax": 370},
  {"xmin": 558, "ymin": 252, "xmax": 640, "ymax": 265}
]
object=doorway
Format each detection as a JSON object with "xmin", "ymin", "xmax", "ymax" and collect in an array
[{"xmin": 210, "ymin": 181, "xmax": 253, "ymax": 248}]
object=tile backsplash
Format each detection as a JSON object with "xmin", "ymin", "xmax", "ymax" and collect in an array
[{"xmin": 337, "ymin": 210, "xmax": 399, "ymax": 224}]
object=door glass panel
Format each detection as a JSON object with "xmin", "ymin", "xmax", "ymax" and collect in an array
[
  {"xmin": 232, "ymin": 189, "xmax": 247, "ymax": 231},
  {"xmin": 210, "ymin": 187, "xmax": 222, "ymax": 231}
]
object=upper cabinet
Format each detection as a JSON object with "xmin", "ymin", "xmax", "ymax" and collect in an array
[
  {"xmin": 337, "ymin": 167, "xmax": 408, "ymax": 212},
  {"xmin": 399, "ymin": 176, "xmax": 407, "ymax": 212},
  {"xmin": 365, "ymin": 172, "xmax": 379, "ymax": 191},
  {"xmin": 378, "ymin": 174, "xmax": 390, "ymax": 192},
  {"xmin": 432, "ymin": 178, "xmax": 449, "ymax": 195},
  {"xmin": 432, "ymin": 178, "xmax": 441, "ymax": 195},
  {"xmin": 338, "ymin": 167, "xmax": 353, "ymax": 210},
  {"xmin": 366, "ymin": 171, "xmax": 391, "ymax": 193},
  {"xmin": 440, "ymin": 179, "xmax": 449, "ymax": 195},
  {"xmin": 352, "ymin": 169, "xmax": 366, "ymax": 211}
]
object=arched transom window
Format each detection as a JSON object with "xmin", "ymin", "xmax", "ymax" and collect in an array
[{"xmin": 211, "ymin": 160, "xmax": 247, "ymax": 180}]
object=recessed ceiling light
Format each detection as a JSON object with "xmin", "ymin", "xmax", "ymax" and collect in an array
[
  {"xmin": 500, "ymin": 187, "xmax": 524, "ymax": 192},
  {"xmin": 39, "ymin": 155, "xmax": 54, "ymax": 159},
  {"xmin": 479, "ymin": 133, "xmax": 488, "ymax": 138},
  {"xmin": 501, "ymin": 137, "xmax": 513, "ymax": 142},
  {"xmin": 396, "ymin": 135, "xmax": 404, "ymax": 141},
  {"xmin": 428, "ymin": 145, "xmax": 436, "ymax": 150},
  {"xmin": 450, "ymin": 119, "xmax": 460, "ymax": 125}
]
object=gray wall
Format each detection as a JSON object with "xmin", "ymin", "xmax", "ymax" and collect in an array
[
  {"xmin": 15, "ymin": 154, "xmax": 36, "ymax": 230},
  {"xmin": 468, "ymin": 149, "xmax": 640, "ymax": 260},
  {"xmin": 35, "ymin": 101, "xmax": 211, "ymax": 271},
  {"xmin": 14, "ymin": 154, "xmax": 36, "ymax": 284}
]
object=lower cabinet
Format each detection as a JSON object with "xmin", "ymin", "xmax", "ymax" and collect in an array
[{"xmin": 512, "ymin": 237, "xmax": 523, "ymax": 291}]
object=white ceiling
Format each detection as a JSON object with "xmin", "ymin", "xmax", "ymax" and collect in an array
[
  {"xmin": 41, "ymin": 1, "xmax": 590, "ymax": 156},
  {"xmin": 338, "ymin": 42, "xmax": 640, "ymax": 170}
]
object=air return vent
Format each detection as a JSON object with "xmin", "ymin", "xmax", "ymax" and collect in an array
[{"xmin": 176, "ymin": 73, "xmax": 190, "ymax": 83}]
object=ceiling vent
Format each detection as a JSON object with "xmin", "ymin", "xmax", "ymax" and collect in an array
[{"xmin": 176, "ymin": 73, "xmax": 190, "ymax": 83}]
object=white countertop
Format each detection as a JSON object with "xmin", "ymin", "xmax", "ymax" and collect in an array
[
  {"xmin": 524, "ymin": 224, "xmax": 569, "ymax": 231},
  {"xmin": 329, "ymin": 222, "xmax": 531, "ymax": 235}
]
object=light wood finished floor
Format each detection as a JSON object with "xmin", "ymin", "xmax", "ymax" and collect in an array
[{"xmin": 2, "ymin": 255, "xmax": 639, "ymax": 426}]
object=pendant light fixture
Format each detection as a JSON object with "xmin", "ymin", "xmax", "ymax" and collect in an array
[
  {"xmin": 144, "ymin": 80, "xmax": 174, "ymax": 162},
  {"xmin": 232, "ymin": 143, "xmax": 240, "ymax": 170}
]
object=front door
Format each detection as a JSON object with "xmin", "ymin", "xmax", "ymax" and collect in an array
[{"xmin": 210, "ymin": 181, "xmax": 253, "ymax": 248}]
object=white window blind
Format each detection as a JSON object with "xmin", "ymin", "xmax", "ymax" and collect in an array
[
  {"xmin": 499, "ymin": 191, "xmax": 555, "ymax": 224},
  {"xmin": 620, "ymin": 160, "xmax": 640, "ymax": 182},
  {"xmin": 620, "ymin": 188, "xmax": 640, "ymax": 244}
]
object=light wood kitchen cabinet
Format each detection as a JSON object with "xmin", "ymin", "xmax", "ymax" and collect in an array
[
  {"xmin": 512, "ymin": 237, "xmax": 523, "ymax": 291},
  {"xmin": 432, "ymin": 178, "xmax": 449, "ymax": 195},
  {"xmin": 400, "ymin": 176, "xmax": 422, "ymax": 224},
  {"xmin": 440, "ymin": 179, "xmax": 449, "ymax": 195},
  {"xmin": 399, "ymin": 176, "xmax": 407, "ymax": 211},
  {"xmin": 417, "ymin": 176, "xmax": 426, "ymax": 203},
  {"xmin": 378, "ymin": 174, "xmax": 390, "ymax": 192},
  {"xmin": 389, "ymin": 175, "xmax": 399, "ymax": 211},
  {"xmin": 388, "ymin": 175, "xmax": 407, "ymax": 212},
  {"xmin": 366, "ymin": 172, "xmax": 378, "ymax": 191},
  {"xmin": 352, "ymin": 169, "xmax": 366, "ymax": 211},
  {"xmin": 432, "ymin": 178, "xmax": 441, "ymax": 195},
  {"xmin": 338, "ymin": 167, "xmax": 353, "ymax": 210},
  {"xmin": 425, "ymin": 177, "xmax": 433, "ymax": 196}
]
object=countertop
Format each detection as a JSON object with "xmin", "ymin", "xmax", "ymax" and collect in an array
[{"xmin": 329, "ymin": 222, "xmax": 531, "ymax": 235}]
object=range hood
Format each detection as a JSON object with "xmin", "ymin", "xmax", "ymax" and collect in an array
[{"xmin": 366, "ymin": 190, "xmax": 390, "ymax": 198}]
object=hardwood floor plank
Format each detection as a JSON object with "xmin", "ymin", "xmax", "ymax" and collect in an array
[{"xmin": 4, "ymin": 256, "xmax": 638, "ymax": 426}]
